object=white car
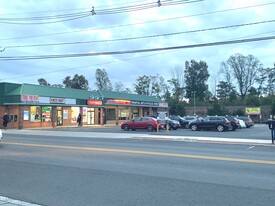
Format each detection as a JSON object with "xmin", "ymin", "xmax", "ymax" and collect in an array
[{"xmin": 237, "ymin": 119, "xmax": 246, "ymax": 128}]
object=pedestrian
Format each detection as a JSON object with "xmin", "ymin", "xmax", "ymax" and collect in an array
[
  {"xmin": 3, "ymin": 112, "xmax": 9, "ymax": 130},
  {"xmin": 77, "ymin": 113, "xmax": 82, "ymax": 127}
]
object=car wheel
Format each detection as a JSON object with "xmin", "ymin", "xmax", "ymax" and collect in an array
[
  {"xmin": 147, "ymin": 125, "xmax": 154, "ymax": 132},
  {"xmin": 190, "ymin": 124, "xmax": 198, "ymax": 131},
  {"xmin": 216, "ymin": 125, "xmax": 225, "ymax": 132},
  {"xmin": 123, "ymin": 124, "xmax": 130, "ymax": 131},
  {"xmin": 228, "ymin": 123, "xmax": 234, "ymax": 131}
]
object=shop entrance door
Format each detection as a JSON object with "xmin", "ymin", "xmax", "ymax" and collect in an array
[
  {"xmin": 87, "ymin": 111, "xmax": 95, "ymax": 125},
  {"xmin": 57, "ymin": 110, "xmax": 63, "ymax": 126}
]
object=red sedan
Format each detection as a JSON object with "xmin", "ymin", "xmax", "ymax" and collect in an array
[{"xmin": 121, "ymin": 117, "xmax": 162, "ymax": 132}]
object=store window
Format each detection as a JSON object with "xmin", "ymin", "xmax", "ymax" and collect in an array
[
  {"xmin": 119, "ymin": 109, "xmax": 129, "ymax": 120},
  {"xmin": 71, "ymin": 107, "xmax": 80, "ymax": 123},
  {"xmin": 42, "ymin": 106, "xmax": 52, "ymax": 122},
  {"xmin": 82, "ymin": 107, "xmax": 87, "ymax": 123},
  {"xmin": 30, "ymin": 106, "xmax": 41, "ymax": 122},
  {"xmin": 106, "ymin": 108, "xmax": 116, "ymax": 121}
]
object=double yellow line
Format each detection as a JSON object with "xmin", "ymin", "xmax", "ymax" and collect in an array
[{"xmin": 2, "ymin": 142, "xmax": 275, "ymax": 165}]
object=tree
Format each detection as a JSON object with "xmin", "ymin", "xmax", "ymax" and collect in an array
[
  {"xmin": 265, "ymin": 64, "xmax": 275, "ymax": 95},
  {"xmin": 113, "ymin": 82, "xmax": 132, "ymax": 93},
  {"xmin": 151, "ymin": 74, "xmax": 166, "ymax": 98},
  {"xmin": 95, "ymin": 68, "xmax": 112, "ymax": 90},
  {"xmin": 134, "ymin": 75, "xmax": 151, "ymax": 95},
  {"xmin": 170, "ymin": 65, "xmax": 185, "ymax": 89},
  {"xmin": 207, "ymin": 101, "xmax": 228, "ymax": 116},
  {"xmin": 133, "ymin": 74, "xmax": 166, "ymax": 97},
  {"xmin": 38, "ymin": 78, "xmax": 50, "ymax": 86},
  {"xmin": 63, "ymin": 74, "xmax": 89, "ymax": 90},
  {"xmin": 114, "ymin": 81, "xmax": 125, "ymax": 92},
  {"xmin": 184, "ymin": 60, "xmax": 210, "ymax": 101},
  {"xmin": 51, "ymin": 84, "xmax": 63, "ymax": 88},
  {"xmin": 216, "ymin": 81, "xmax": 235, "ymax": 100},
  {"xmin": 220, "ymin": 53, "xmax": 262, "ymax": 100},
  {"xmin": 167, "ymin": 78, "xmax": 184, "ymax": 102}
]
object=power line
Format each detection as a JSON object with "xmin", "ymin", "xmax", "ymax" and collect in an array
[
  {"xmin": 0, "ymin": 11, "xmax": 94, "ymax": 25},
  {"xmin": 0, "ymin": 51, "xmax": 170, "ymax": 81},
  {"xmin": 2, "ymin": 19, "xmax": 275, "ymax": 50},
  {"xmin": 0, "ymin": 0, "xmax": 202, "ymax": 25},
  {"xmin": 1, "ymin": 35, "xmax": 274, "ymax": 61},
  {"xmin": 1, "ymin": 1, "xmax": 273, "ymax": 41}
]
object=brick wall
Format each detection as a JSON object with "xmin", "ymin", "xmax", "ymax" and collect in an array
[{"xmin": 185, "ymin": 105, "xmax": 272, "ymax": 123}]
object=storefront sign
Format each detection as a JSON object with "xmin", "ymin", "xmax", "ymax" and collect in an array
[
  {"xmin": 159, "ymin": 102, "xmax": 169, "ymax": 107},
  {"xmin": 246, "ymin": 107, "xmax": 261, "ymax": 115},
  {"xmin": 87, "ymin": 99, "xmax": 103, "ymax": 106},
  {"xmin": 106, "ymin": 99, "xmax": 130, "ymax": 105},
  {"xmin": 21, "ymin": 94, "xmax": 39, "ymax": 103},
  {"xmin": 50, "ymin": 98, "xmax": 65, "ymax": 104},
  {"xmin": 131, "ymin": 100, "xmax": 159, "ymax": 106}
]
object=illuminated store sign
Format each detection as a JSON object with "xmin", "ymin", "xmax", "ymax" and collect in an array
[
  {"xmin": 21, "ymin": 94, "xmax": 39, "ymax": 103},
  {"xmin": 106, "ymin": 99, "xmax": 131, "ymax": 105},
  {"xmin": 87, "ymin": 99, "xmax": 103, "ymax": 106},
  {"xmin": 159, "ymin": 102, "xmax": 169, "ymax": 107},
  {"xmin": 131, "ymin": 100, "xmax": 159, "ymax": 106},
  {"xmin": 50, "ymin": 98, "xmax": 65, "ymax": 104}
]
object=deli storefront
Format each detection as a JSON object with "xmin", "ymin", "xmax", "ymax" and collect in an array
[{"xmin": 0, "ymin": 83, "xmax": 168, "ymax": 129}]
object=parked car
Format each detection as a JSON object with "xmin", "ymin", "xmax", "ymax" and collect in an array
[
  {"xmin": 166, "ymin": 118, "xmax": 181, "ymax": 130},
  {"xmin": 237, "ymin": 119, "xmax": 246, "ymax": 128},
  {"xmin": 0, "ymin": 129, "xmax": 2, "ymax": 141},
  {"xmin": 224, "ymin": 116, "xmax": 239, "ymax": 131},
  {"xmin": 181, "ymin": 116, "xmax": 198, "ymax": 128},
  {"xmin": 169, "ymin": 115, "xmax": 186, "ymax": 128},
  {"xmin": 147, "ymin": 115, "xmax": 180, "ymax": 130},
  {"xmin": 188, "ymin": 116, "xmax": 231, "ymax": 132},
  {"xmin": 121, "ymin": 117, "xmax": 163, "ymax": 132},
  {"xmin": 236, "ymin": 116, "xmax": 254, "ymax": 128}
]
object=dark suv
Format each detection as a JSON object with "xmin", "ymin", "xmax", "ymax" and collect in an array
[{"xmin": 188, "ymin": 116, "xmax": 231, "ymax": 132}]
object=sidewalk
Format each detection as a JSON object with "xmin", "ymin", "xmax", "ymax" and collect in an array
[{"xmin": 2, "ymin": 128, "xmax": 274, "ymax": 146}]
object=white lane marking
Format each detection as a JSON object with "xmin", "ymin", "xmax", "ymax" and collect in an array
[
  {"xmin": 0, "ymin": 196, "xmax": 42, "ymax": 206},
  {"xmin": 247, "ymin": 146, "xmax": 255, "ymax": 150}
]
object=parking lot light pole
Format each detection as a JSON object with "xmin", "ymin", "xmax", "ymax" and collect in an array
[{"xmin": 193, "ymin": 91, "xmax": 196, "ymax": 115}]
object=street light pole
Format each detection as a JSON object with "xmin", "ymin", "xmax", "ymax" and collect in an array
[{"xmin": 193, "ymin": 91, "xmax": 196, "ymax": 115}]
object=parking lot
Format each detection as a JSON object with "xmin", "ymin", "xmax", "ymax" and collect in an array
[{"xmin": 51, "ymin": 123, "xmax": 271, "ymax": 141}]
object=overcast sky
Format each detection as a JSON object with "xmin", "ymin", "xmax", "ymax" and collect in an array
[{"xmin": 0, "ymin": 0, "xmax": 274, "ymax": 91}]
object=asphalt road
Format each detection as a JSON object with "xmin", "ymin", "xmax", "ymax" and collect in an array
[{"xmin": 0, "ymin": 130, "xmax": 275, "ymax": 206}]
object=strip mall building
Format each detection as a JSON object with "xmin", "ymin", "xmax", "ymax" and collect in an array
[{"xmin": 0, "ymin": 82, "xmax": 168, "ymax": 129}]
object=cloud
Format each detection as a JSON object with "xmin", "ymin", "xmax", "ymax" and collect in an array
[{"xmin": 0, "ymin": 0, "xmax": 274, "ymax": 90}]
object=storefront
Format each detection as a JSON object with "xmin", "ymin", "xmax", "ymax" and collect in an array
[{"xmin": 0, "ymin": 82, "xmax": 168, "ymax": 129}]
